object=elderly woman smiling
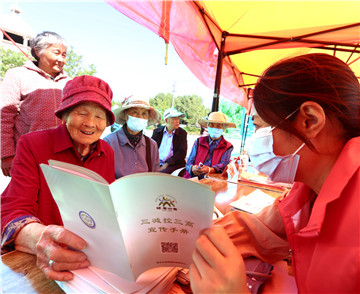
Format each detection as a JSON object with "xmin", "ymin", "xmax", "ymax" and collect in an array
[
  {"xmin": 1, "ymin": 31, "xmax": 69, "ymax": 177},
  {"xmin": 1, "ymin": 75, "xmax": 115, "ymax": 281}
]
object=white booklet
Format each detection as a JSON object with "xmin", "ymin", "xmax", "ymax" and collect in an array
[
  {"xmin": 229, "ymin": 189, "xmax": 275, "ymax": 214},
  {"xmin": 40, "ymin": 160, "xmax": 215, "ymax": 282},
  {"xmin": 56, "ymin": 266, "xmax": 178, "ymax": 293}
]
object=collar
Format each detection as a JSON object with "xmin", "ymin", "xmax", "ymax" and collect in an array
[
  {"xmin": 306, "ymin": 136, "xmax": 360, "ymax": 234},
  {"xmin": 207, "ymin": 135, "xmax": 224, "ymax": 147},
  {"xmin": 23, "ymin": 60, "xmax": 68, "ymax": 81},
  {"xmin": 117, "ymin": 126, "xmax": 145, "ymax": 147},
  {"xmin": 280, "ymin": 137, "xmax": 360, "ymax": 236},
  {"xmin": 163, "ymin": 126, "xmax": 176, "ymax": 136},
  {"xmin": 123, "ymin": 123, "xmax": 143, "ymax": 146}
]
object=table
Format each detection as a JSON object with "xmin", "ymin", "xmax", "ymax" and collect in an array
[
  {"xmin": 199, "ymin": 173, "xmax": 287, "ymax": 215},
  {"xmin": 1, "ymin": 251, "xmax": 296, "ymax": 294},
  {"xmin": 1, "ymin": 175, "xmax": 295, "ymax": 294},
  {"xmin": 1, "ymin": 250, "xmax": 64, "ymax": 293}
]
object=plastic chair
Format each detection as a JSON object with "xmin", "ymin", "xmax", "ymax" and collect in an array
[{"xmin": 171, "ymin": 167, "xmax": 186, "ymax": 177}]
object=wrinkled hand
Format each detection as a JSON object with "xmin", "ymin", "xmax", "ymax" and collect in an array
[
  {"xmin": 1, "ymin": 156, "xmax": 14, "ymax": 177},
  {"xmin": 36, "ymin": 225, "xmax": 89, "ymax": 281},
  {"xmin": 189, "ymin": 226, "xmax": 249, "ymax": 294},
  {"xmin": 192, "ymin": 165, "xmax": 210, "ymax": 176}
]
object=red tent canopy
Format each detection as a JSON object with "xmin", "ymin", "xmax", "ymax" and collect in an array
[{"xmin": 106, "ymin": 0, "xmax": 360, "ymax": 109}]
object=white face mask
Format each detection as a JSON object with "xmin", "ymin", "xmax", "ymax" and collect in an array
[
  {"xmin": 208, "ymin": 127, "xmax": 223, "ymax": 139},
  {"xmin": 248, "ymin": 126, "xmax": 305, "ymax": 184},
  {"xmin": 127, "ymin": 115, "xmax": 148, "ymax": 132}
]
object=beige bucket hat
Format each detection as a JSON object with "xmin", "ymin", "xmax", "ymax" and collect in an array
[
  {"xmin": 198, "ymin": 111, "xmax": 236, "ymax": 129},
  {"xmin": 113, "ymin": 96, "xmax": 161, "ymax": 126}
]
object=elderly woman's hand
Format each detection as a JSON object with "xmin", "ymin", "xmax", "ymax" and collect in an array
[
  {"xmin": 36, "ymin": 225, "xmax": 90, "ymax": 281},
  {"xmin": 15, "ymin": 223, "xmax": 89, "ymax": 281},
  {"xmin": 189, "ymin": 226, "xmax": 250, "ymax": 294},
  {"xmin": 1, "ymin": 156, "xmax": 14, "ymax": 177},
  {"xmin": 192, "ymin": 165, "xmax": 211, "ymax": 176}
]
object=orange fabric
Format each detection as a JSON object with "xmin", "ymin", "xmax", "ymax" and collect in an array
[{"xmin": 214, "ymin": 196, "xmax": 290, "ymax": 264}]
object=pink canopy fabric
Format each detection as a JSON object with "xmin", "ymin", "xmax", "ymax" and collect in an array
[
  {"xmin": 106, "ymin": 1, "xmax": 360, "ymax": 108},
  {"xmin": 106, "ymin": 1, "xmax": 242, "ymax": 105}
]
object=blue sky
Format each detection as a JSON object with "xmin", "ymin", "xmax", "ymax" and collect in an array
[{"xmin": 1, "ymin": 0, "xmax": 214, "ymax": 106}]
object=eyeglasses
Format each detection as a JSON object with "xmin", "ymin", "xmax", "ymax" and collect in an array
[{"xmin": 254, "ymin": 107, "xmax": 300, "ymax": 134}]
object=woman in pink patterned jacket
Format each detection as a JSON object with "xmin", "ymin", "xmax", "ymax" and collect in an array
[{"xmin": 1, "ymin": 31, "xmax": 69, "ymax": 176}]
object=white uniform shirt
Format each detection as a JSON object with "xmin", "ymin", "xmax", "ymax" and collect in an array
[{"xmin": 158, "ymin": 127, "xmax": 175, "ymax": 165}]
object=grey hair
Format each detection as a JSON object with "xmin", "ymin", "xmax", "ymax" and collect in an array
[{"xmin": 30, "ymin": 31, "xmax": 67, "ymax": 61}]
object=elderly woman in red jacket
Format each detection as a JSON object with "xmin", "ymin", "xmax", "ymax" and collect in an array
[
  {"xmin": 190, "ymin": 54, "xmax": 360, "ymax": 293},
  {"xmin": 1, "ymin": 75, "xmax": 115, "ymax": 281}
]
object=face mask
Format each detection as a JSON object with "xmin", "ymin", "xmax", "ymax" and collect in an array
[
  {"xmin": 208, "ymin": 127, "xmax": 223, "ymax": 139},
  {"xmin": 127, "ymin": 115, "xmax": 148, "ymax": 132},
  {"xmin": 248, "ymin": 126, "xmax": 305, "ymax": 184}
]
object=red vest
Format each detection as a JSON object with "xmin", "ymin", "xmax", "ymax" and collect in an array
[{"xmin": 184, "ymin": 136, "xmax": 232, "ymax": 178}]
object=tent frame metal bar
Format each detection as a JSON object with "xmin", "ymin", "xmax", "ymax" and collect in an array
[
  {"xmin": 227, "ymin": 40, "xmax": 360, "ymax": 56},
  {"xmin": 225, "ymin": 22, "xmax": 360, "ymax": 41},
  {"xmin": 193, "ymin": 1, "xmax": 360, "ymax": 113},
  {"xmin": 225, "ymin": 23, "xmax": 360, "ymax": 56}
]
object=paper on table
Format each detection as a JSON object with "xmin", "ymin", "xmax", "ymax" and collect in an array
[{"xmin": 229, "ymin": 189, "xmax": 275, "ymax": 214}]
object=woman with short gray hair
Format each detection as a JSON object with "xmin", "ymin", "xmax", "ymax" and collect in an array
[
  {"xmin": 1, "ymin": 31, "xmax": 69, "ymax": 177},
  {"xmin": 30, "ymin": 31, "xmax": 67, "ymax": 62}
]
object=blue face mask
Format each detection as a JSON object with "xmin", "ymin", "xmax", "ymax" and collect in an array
[
  {"xmin": 208, "ymin": 127, "xmax": 223, "ymax": 139},
  {"xmin": 127, "ymin": 115, "xmax": 148, "ymax": 133}
]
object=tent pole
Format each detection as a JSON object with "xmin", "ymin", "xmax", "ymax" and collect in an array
[
  {"xmin": 240, "ymin": 88, "xmax": 254, "ymax": 153},
  {"xmin": 212, "ymin": 32, "xmax": 227, "ymax": 112},
  {"xmin": 240, "ymin": 112, "xmax": 250, "ymax": 153}
]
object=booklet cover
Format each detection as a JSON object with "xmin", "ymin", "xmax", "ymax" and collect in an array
[{"xmin": 40, "ymin": 160, "xmax": 215, "ymax": 282}]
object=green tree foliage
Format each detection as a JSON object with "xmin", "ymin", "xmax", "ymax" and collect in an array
[
  {"xmin": 0, "ymin": 45, "xmax": 97, "ymax": 78},
  {"xmin": 149, "ymin": 93, "xmax": 210, "ymax": 126},
  {"xmin": 219, "ymin": 98, "xmax": 244, "ymax": 133},
  {"xmin": 175, "ymin": 94, "xmax": 210, "ymax": 126},
  {"xmin": 149, "ymin": 93, "xmax": 173, "ymax": 115},
  {"xmin": 0, "ymin": 47, "xmax": 29, "ymax": 77},
  {"xmin": 63, "ymin": 46, "xmax": 97, "ymax": 77}
]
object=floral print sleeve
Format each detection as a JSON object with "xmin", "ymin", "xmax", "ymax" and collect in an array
[{"xmin": 1, "ymin": 215, "xmax": 40, "ymax": 254}]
